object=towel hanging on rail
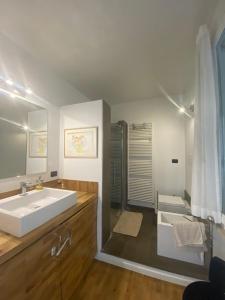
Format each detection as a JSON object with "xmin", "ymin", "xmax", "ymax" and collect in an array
[{"xmin": 173, "ymin": 221, "xmax": 207, "ymax": 250}]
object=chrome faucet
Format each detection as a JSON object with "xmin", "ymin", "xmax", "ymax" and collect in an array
[{"xmin": 20, "ymin": 181, "xmax": 32, "ymax": 196}]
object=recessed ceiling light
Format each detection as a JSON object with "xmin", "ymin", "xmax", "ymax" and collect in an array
[
  {"xmin": 6, "ymin": 79, "xmax": 13, "ymax": 85},
  {"xmin": 26, "ymin": 88, "xmax": 32, "ymax": 95},
  {"xmin": 179, "ymin": 107, "xmax": 185, "ymax": 114},
  {"xmin": 23, "ymin": 125, "xmax": 28, "ymax": 131},
  {"xmin": 10, "ymin": 93, "xmax": 16, "ymax": 98}
]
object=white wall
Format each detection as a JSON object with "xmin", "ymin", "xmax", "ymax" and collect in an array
[
  {"xmin": 59, "ymin": 100, "xmax": 103, "ymax": 182},
  {"xmin": 111, "ymin": 97, "xmax": 186, "ymax": 198},
  {"xmin": 59, "ymin": 100, "xmax": 103, "ymax": 250},
  {"xmin": 185, "ymin": 118, "xmax": 194, "ymax": 195}
]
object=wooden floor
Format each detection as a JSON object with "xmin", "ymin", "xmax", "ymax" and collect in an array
[{"xmin": 73, "ymin": 260, "xmax": 184, "ymax": 300}]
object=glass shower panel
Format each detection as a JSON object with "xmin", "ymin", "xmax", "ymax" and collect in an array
[
  {"xmin": 110, "ymin": 123, "xmax": 123, "ymax": 229},
  {"xmin": 110, "ymin": 121, "xmax": 128, "ymax": 230}
]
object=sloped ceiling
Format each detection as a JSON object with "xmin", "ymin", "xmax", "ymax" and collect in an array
[{"xmin": 0, "ymin": 0, "xmax": 218, "ymax": 105}]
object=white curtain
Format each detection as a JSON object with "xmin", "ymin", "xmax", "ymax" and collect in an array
[{"xmin": 191, "ymin": 25, "xmax": 222, "ymax": 223}]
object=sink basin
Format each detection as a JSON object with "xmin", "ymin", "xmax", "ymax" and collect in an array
[{"xmin": 0, "ymin": 188, "xmax": 76, "ymax": 237}]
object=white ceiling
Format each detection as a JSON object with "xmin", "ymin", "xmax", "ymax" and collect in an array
[{"xmin": 0, "ymin": 0, "xmax": 218, "ymax": 105}]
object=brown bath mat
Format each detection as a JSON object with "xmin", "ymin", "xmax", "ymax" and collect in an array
[{"xmin": 113, "ymin": 211, "xmax": 143, "ymax": 237}]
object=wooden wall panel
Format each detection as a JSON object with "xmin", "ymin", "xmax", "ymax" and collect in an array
[
  {"xmin": 59, "ymin": 179, "xmax": 98, "ymax": 194},
  {"xmin": 0, "ymin": 189, "xmax": 21, "ymax": 200}
]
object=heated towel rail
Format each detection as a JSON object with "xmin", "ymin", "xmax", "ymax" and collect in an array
[{"xmin": 128, "ymin": 123, "xmax": 154, "ymax": 207}]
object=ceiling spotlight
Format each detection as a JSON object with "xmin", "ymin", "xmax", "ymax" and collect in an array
[
  {"xmin": 179, "ymin": 107, "xmax": 185, "ymax": 114},
  {"xmin": 6, "ymin": 79, "xmax": 13, "ymax": 85},
  {"xmin": 23, "ymin": 125, "xmax": 28, "ymax": 131},
  {"xmin": 10, "ymin": 93, "xmax": 16, "ymax": 98},
  {"xmin": 26, "ymin": 88, "xmax": 33, "ymax": 95}
]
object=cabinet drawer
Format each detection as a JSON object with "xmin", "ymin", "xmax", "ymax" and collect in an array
[
  {"xmin": 0, "ymin": 229, "xmax": 61, "ymax": 300},
  {"xmin": 60, "ymin": 201, "xmax": 97, "ymax": 300}
]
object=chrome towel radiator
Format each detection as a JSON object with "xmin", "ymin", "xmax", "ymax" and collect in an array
[{"xmin": 128, "ymin": 122, "xmax": 154, "ymax": 207}]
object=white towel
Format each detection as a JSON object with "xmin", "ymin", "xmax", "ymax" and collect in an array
[{"xmin": 173, "ymin": 221, "xmax": 207, "ymax": 248}]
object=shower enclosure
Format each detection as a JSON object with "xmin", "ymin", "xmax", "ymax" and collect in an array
[
  {"xmin": 102, "ymin": 119, "xmax": 212, "ymax": 280},
  {"xmin": 110, "ymin": 121, "xmax": 128, "ymax": 229}
]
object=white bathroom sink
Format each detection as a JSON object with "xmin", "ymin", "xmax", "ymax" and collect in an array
[{"xmin": 0, "ymin": 188, "xmax": 76, "ymax": 237}]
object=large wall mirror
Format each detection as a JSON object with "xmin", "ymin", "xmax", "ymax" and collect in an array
[{"xmin": 0, "ymin": 93, "xmax": 47, "ymax": 179}]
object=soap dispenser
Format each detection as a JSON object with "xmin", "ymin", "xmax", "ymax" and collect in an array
[{"xmin": 35, "ymin": 176, "xmax": 44, "ymax": 190}]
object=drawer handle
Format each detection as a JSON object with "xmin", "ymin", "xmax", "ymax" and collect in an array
[
  {"xmin": 51, "ymin": 245, "xmax": 57, "ymax": 257},
  {"xmin": 56, "ymin": 234, "xmax": 72, "ymax": 257}
]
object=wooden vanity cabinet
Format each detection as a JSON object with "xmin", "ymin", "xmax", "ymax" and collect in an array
[
  {"xmin": 0, "ymin": 228, "xmax": 61, "ymax": 300},
  {"xmin": 60, "ymin": 200, "xmax": 97, "ymax": 300},
  {"xmin": 0, "ymin": 200, "xmax": 97, "ymax": 300}
]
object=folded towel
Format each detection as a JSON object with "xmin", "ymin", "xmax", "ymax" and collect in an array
[{"xmin": 173, "ymin": 221, "xmax": 207, "ymax": 248}]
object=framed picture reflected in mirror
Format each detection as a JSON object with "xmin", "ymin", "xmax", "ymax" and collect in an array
[{"xmin": 29, "ymin": 131, "xmax": 47, "ymax": 158}]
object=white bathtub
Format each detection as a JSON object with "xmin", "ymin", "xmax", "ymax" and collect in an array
[{"xmin": 157, "ymin": 211, "xmax": 205, "ymax": 265}]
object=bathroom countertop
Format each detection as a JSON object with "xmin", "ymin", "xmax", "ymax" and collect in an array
[{"xmin": 0, "ymin": 191, "xmax": 97, "ymax": 265}]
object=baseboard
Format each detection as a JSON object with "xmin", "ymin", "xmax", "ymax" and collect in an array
[
  {"xmin": 96, "ymin": 252, "xmax": 196, "ymax": 287},
  {"xmin": 128, "ymin": 200, "xmax": 154, "ymax": 208}
]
